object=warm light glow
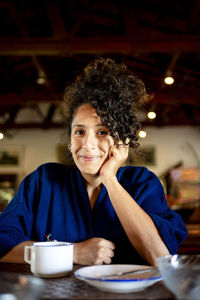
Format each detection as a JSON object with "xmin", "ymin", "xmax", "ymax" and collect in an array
[
  {"xmin": 147, "ymin": 111, "xmax": 156, "ymax": 119},
  {"xmin": 36, "ymin": 77, "xmax": 46, "ymax": 85},
  {"xmin": 139, "ymin": 130, "xmax": 147, "ymax": 138},
  {"xmin": 0, "ymin": 132, "xmax": 4, "ymax": 140},
  {"xmin": 164, "ymin": 76, "xmax": 174, "ymax": 85}
]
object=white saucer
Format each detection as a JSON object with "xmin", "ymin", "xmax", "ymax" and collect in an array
[{"xmin": 74, "ymin": 264, "xmax": 162, "ymax": 293}]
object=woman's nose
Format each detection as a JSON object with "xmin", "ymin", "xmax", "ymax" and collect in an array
[{"xmin": 82, "ymin": 131, "xmax": 97, "ymax": 149}]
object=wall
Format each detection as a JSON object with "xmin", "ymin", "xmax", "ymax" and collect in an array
[
  {"xmin": 0, "ymin": 126, "xmax": 200, "ymax": 181},
  {"xmin": 140, "ymin": 126, "xmax": 200, "ymax": 176},
  {"xmin": 0, "ymin": 129, "xmax": 68, "ymax": 183}
]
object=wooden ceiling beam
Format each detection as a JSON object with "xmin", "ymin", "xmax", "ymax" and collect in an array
[
  {"xmin": 0, "ymin": 91, "xmax": 59, "ymax": 106},
  {"xmin": 121, "ymin": 6, "xmax": 141, "ymax": 37},
  {"xmin": 142, "ymin": 118, "xmax": 199, "ymax": 127},
  {"xmin": 4, "ymin": 105, "xmax": 20, "ymax": 125},
  {"xmin": 0, "ymin": 122, "xmax": 64, "ymax": 130},
  {"xmin": 0, "ymin": 89, "xmax": 199, "ymax": 107},
  {"xmin": 47, "ymin": 0, "xmax": 68, "ymax": 37},
  {"xmin": 152, "ymin": 90, "xmax": 200, "ymax": 106},
  {"xmin": 0, "ymin": 117, "xmax": 198, "ymax": 129},
  {"xmin": 3, "ymin": 3, "xmax": 49, "ymax": 86},
  {"xmin": 187, "ymin": 0, "xmax": 200, "ymax": 32},
  {"xmin": 0, "ymin": 35, "xmax": 200, "ymax": 55},
  {"xmin": 43, "ymin": 104, "xmax": 56, "ymax": 124}
]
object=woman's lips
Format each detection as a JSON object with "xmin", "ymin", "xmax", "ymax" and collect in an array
[{"xmin": 80, "ymin": 155, "xmax": 100, "ymax": 162}]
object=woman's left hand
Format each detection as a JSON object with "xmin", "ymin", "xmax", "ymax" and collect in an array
[{"xmin": 100, "ymin": 144, "xmax": 129, "ymax": 184}]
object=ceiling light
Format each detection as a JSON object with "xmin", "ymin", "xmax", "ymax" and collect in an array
[
  {"xmin": 139, "ymin": 130, "xmax": 147, "ymax": 139},
  {"xmin": 36, "ymin": 76, "xmax": 46, "ymax": 85},
  {"xmin": 0, "ymin": 132, "xmax": 4, "ymax": 140},
  {"xmin": 147, "ymin": 111, "xmax": 156, "ymax": 119},
  {"xmin": 36, "ymin": 70, "xmax": 46, "ymax": 85},
  {"xmin": 164, "ymin": 76, "xmax": 174, "ymax": 85}
]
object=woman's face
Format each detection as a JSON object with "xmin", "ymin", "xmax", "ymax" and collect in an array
[{"xmin": 70, "ymin": 104, "xmax": 114, "ymax": 177}]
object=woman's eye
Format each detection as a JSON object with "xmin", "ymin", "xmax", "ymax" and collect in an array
[
  {"xmin": 75, "ymin": 130, "xmax": 84, "ymax": 135},
  {"xmin": 97, "ymin": 130, "xmax": 108, "ymax": 136}
]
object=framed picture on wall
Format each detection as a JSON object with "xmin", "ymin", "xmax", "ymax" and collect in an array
[
  {"xmin": 0, "ymin": 146, "xmax": 24, "ymax": 169},
  {"xmin": 57, "ymin": 144, "xmax": 73, "ymax": 165},
  {"xmin": 0, "ymin": 174, "xmax": 17, "ymax": 212},
  {"xmin": 127, "ymin": 146, "xmax": 156, "ymax": 166},
  {"xmin": 0, "ymin": 146, "xmax": 25, "ymax": 211},
  {"xmin": 0, "ymin": 149, "xmax": 19, "ymax": 166}
]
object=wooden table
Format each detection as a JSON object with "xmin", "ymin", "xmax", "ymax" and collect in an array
[
  {"xmin": 178, "ymin": 223, "xmax": 200, "ymax": 254},
  {"xmin": 0, "ymin": 263, "xmax": 175, "ymax": 300}
]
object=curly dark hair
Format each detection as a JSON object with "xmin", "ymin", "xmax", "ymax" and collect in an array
[{"xmin": 62, "ymin": 58, "xmax": 148, "ymax": 149}]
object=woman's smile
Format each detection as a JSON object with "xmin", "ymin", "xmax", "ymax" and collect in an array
[{"xmin": 79, "ymin": 155, "xmax": 101, "ymax": 162}]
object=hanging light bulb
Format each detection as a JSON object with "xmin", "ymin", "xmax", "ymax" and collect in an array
[
  {"xmin": 164, "ymin": 70, "xmax": 174, "ymax": 85},
  {"xmin": 147, "ymin": 111, "xmax": 156, "ymax": 119},
  {"xmin": 37, "ymin": 77, "xmax": 46, "ymax": 85},
  {"xmin": 36, "ymin": 71, "xmax": 46, "ymax": 85},
  {"xmin": 164, "ymin": 76, "xmax": 174, "ymax": 85},
  {"xmin": 0, "ymin": 132, "xmax": 4, "ymax": 140},
  {"xmin": 139, "ymin": 130, "xmax": 147, "ymax": 139}
]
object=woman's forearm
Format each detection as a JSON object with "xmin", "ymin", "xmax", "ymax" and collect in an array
[
  {"xmin": 104, "ymin": 176, "xmax": 169, "ymax": 266},
  {"xmin": 0, "ymin": 241, "xmax": 34, "ymax": 263}
]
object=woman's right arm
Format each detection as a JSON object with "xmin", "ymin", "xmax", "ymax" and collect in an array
[
  {"xmin": 0, "ymin": 241, "xmax": 35, "ymax": 263},
  {"xmin": 0, "ymin": 238, "xmax": 115, "ymax": 265}
]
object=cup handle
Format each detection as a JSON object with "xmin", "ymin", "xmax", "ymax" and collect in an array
[{"xmin": 24, "ymin": 246, "xmax": 32, "ymax": 264}]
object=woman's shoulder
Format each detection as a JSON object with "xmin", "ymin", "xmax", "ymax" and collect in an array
[
  {"xmin": 26, "ymin": 162, "xmax": 76, "ymax": 182},
  {"xmin": 118, "ymin": 166, "xmax": 163, "ymax": 197},
  {"xmin": 118, "ymin": 165, "xmax": 159, "ymax": 183},
  {"xmin": 37, "ymin": 162, "xmax": 73, "ymax": 171},
  {"xmin": 119, "ymin": 165, "xmax": 151, "ymax": 176}
]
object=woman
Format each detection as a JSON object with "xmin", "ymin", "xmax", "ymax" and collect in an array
[{"xmin": 0, "ymin": 58, "xmax": 187, "ymax": 266}]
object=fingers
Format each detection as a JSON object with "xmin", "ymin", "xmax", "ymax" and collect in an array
[
  {"xmin": 98, "ymin": 238, "xmax": 115, "ymax": 250},
  {"xmin": 110, "ymin": 144, "xmax": 129, "ymax": 161},
  {"xmin": 117, "ymin": 138, "xmax": 130, "ymax": 148},
  {"xmin": 111, "ymin": 146, "xmax": 122, "ymax": 160},
  {"xmin": 73, "ymin": 238, "xmax": 115, "ymax": 265},
  {"xmin": 95, "ymin": 247, "xmax": 115, "ymax": 265},
  {"xmin": 93, "ymin": 238, "xmax": 115, "ymax": 265},
  {"xmin": 116, "ymin": 143, "xmax": 128, "ymax": 149},
  {"xmin": 100, "ymin": 145, "xmax": 128, "ymax": 179}
]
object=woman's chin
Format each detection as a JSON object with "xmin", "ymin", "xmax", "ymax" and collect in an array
[
  {"xmin": 83, "ymin": 169, "xmax": 100, "ymax": 176},
  {"xmin": 79, "ymin": 165, "xmax": 101, "ymax": 177}
]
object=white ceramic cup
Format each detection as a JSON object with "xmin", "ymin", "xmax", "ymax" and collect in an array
[{"xmin": 24, "ymin": 241, "xmax": 73, "ymax": 278}]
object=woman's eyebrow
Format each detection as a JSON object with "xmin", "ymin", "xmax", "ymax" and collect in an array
[
  {"xmin": 72, "ymin": 124, "xmax": 85, "ymax": 129},
  {"xmin": 72, "ymin": 123, "xmax": 105, "ymax": 128}
]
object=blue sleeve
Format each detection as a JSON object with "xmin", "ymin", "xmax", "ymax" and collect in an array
[
  {"xmin": 121, "ymin": 167, "xmax": 188, "ymax": 254},
  {"xmin": 137, "ymin": 169, "xmax": 188, "ymax": 254},
  {"xmin": 0, "ymin": 172, "xmax": 36, "ymax": 257}
]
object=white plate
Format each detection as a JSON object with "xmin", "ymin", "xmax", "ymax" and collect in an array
[{"xmin": 74, "ymin": 264, "xmax": 162, "ymax": 293}]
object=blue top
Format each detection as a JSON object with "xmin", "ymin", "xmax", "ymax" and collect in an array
[{"xmin": 0, "ymin": 163, "xmax": 188, "ymax": 264}]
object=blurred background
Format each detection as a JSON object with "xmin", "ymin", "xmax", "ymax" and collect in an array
[{"xmin": 0, "ymin": 0, "xmax": 199, "ymax": 252}]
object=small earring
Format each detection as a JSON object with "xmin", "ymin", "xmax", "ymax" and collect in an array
[{"xmin": 68, "ymin": 144, "xmax": 71, "ymax": 151}]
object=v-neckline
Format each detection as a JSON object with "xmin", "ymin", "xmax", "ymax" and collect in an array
[
  {"xmin": 88, "ymin": 185, "xmax": 101, "ymax": 210},
  {"xmin": 75, "ymin": 167, "xmax": 107, "ymax": 213}
]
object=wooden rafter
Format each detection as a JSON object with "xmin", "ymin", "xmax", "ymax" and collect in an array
[{"xmin": 0, "ymin": 35, "xmax": 200, "ymax": 56}]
